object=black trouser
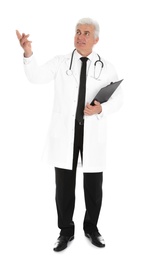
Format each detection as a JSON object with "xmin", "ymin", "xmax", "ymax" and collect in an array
[{"xmin": 55, "ymin": 120, "xmax": 103, "ymax": 236}]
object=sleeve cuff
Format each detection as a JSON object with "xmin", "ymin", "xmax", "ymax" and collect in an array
[
  {"xmin": 96, "ymin": 111, "xmax": 104, "ymax": 120},
  {"xmin": 23, "ymin": 54, "xmax": 33, "ymax": 65}
]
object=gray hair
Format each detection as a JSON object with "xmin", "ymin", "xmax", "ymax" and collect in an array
[{"xmin": 75, "ymin": 17, "xmax": 100, "ymax": 39}]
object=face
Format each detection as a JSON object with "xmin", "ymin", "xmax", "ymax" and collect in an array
[{"xmin": 74, "ymin": 24, "xmax": 99, "ymax": 56}]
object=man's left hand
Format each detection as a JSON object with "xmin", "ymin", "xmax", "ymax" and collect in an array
[{"xmin": 84, "ymin": 101, "xmax": 102, "ymax": 116}]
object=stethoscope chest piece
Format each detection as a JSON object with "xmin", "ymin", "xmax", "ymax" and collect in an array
[{"xmin": 66, "ymin": 69, "xmax": 73, "ymax": 76}]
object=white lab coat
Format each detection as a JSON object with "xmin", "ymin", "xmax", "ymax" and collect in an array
[{"xmin": 23, "ymin": 51, "xmax": 123, "ymax": 172}]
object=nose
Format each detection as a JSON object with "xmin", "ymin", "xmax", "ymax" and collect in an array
[{"xmin": 78, "ymin": 33, "xmax": 85, "ymax": 41}]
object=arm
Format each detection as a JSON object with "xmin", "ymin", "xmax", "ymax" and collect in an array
[
  {"xmin": 16, "ymin": 30, "xmax": 57, "ymax": 84},
  {"xmin": 84, "ymin": 59, "xmax": 123, "ymax": 118}
]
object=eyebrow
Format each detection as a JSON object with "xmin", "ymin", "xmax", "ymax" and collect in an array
[{"xmin": 76, "ymin": 29, "xmax": 90, "ymax": 34}]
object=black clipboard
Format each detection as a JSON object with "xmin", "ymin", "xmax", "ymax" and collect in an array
[{"xmin": 90, "ymin": 79, "xmax": 123, "ymax": 105}]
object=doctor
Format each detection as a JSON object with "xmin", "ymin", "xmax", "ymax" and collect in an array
[{"xmin": 16, "ymin": 17, "xmax": 123, "ymax": 252}]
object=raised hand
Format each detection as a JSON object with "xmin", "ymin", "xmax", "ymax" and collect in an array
[{"xmin": 16, "ymin": 30, "xmax": 33, "ymax": 57}]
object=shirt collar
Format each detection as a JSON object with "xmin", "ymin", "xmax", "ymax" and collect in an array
[{"xmin": 74, "ymin": 49, "xmax": 94, "ymax": 61}]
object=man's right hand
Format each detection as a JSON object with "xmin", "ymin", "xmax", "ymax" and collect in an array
[{"xmin": 16, "ymin": 30, "xmax": 33, "ymax": 58}]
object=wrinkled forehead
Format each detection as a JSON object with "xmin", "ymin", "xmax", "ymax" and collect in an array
[{"xmin": 76, "ymin": 24, "xmax": 95, "ymax": 33}]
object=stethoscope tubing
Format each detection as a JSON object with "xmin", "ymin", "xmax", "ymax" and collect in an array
[{"xmin": 66, "ymin": 49, "xmax": 104, "ymax": 79}]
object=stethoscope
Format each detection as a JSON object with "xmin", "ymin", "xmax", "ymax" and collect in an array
[{"xmin": 66, "ymin": 49, "xmax": 104, "ymax": 80}]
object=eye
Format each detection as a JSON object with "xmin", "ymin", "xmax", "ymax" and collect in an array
[
  {"xmin": 85, "ymin": 31, "xmax": 90, "ymax": 36},
  {"xmin": 76, "ymin": 30, "xmax": 81, "ymax": 35}
]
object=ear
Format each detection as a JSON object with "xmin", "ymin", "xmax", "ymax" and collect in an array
[{"xmin": 94, "ymin": 37, "xmax": 99, "ymax": 44}]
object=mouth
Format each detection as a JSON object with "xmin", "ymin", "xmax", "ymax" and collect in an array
[{"xmin": 77, "ymin": 41, "xmax": 86, "ymax": 45}]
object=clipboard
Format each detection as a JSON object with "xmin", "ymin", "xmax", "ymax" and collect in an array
[{"xmin": 90, "ymin": 79, "xmax": 123, "ymax": 105}]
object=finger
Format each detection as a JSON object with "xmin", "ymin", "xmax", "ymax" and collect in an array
[
  {"xmin": 94, "ymin": 100, "xmax": 100, "ymax": 106},
  {"xmin": 21, "ymin": 33, "xmax": 30, "ymax": 41},
  {"xmin": 22, "ymin": 33, "xmax": 30, "ymax": 38},
  {"xmin": 86, "ymin": 103, "xmax": 93, "ymax": 109},
  {"xmin": 20, "ymin": 35, "xmax": 31, "ymax": 46},
  {"xmin": 16, "ymin": 30, "xmax": 22, "ymax": 40},
  {"xmin": 84, "ymin": 110, "xmax": 93, "ymax": 115},
  {"xmin": 84, "ymin": 107, "xmax": 93, "ymax": 115},
  {"xmin": 84, "ymin": 109, "xmax": 90, "ymax": 115}
]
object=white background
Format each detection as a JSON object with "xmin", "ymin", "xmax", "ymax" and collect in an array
[{"xmin": 0, "ymin": 0, "xmax": 152, "ymax": 259}]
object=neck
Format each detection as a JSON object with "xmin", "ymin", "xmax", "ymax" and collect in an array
[{"xmin": 76, "ymin": 49, "xmax": 92, "ymax": 57}]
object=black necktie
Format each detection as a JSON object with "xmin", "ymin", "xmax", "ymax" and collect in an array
[{"xmin": 76, "ymin": 57, "xmax": 88, "ymax": 124}]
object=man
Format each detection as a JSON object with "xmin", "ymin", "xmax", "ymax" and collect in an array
[{"xmin": 16, "ymin": 17, "xmax": 123, "ymax": 252}]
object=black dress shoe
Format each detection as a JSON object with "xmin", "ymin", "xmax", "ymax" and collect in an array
[
  {"xmin": 53, "ymin": 235, "xmax": 74, "ymax": 252},
  {"xmin": 85, "ymin": 231, "xmax": 105, "ymax": 248}
]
